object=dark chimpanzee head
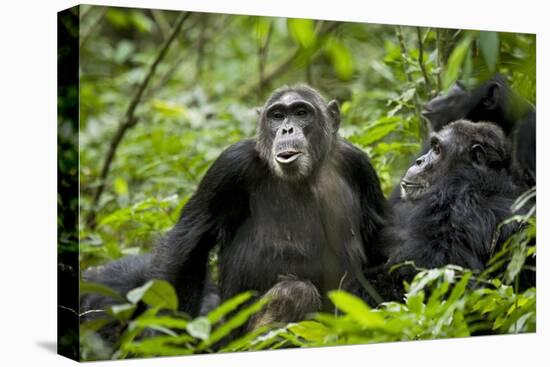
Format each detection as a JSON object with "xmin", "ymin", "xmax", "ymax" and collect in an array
[
  {"xmin": 422, "ymin": 82, "xmax": 472, "ymax": 131},
  {"xmin": 400, "ymin": 120, "xmax": 510, "ymax": 201},
  {"xmin": 422, "ymin": 75, "xmax": 515, "ymax": 134},
  {"xmin": 256, "ymin": 85, "xmax": 340, "ymax": 181}
]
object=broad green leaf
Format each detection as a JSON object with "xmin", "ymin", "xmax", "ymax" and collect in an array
[
  {"xmin": 132, "ymin": 315, "xmax": 188, "ymax": 330},
  {"xmin": 405, "ymin": 292, "xmax": 425, "ymax": 314},
  {"xmin": 105, "ymin": 9, "xmax": 130, "ymax": 29},
  {"xmin": 186, "ymin": 317, "xmax": 211, "ymax": 341},
  {"xmin": 220, "ymin": 325, "xmax": 273, "ymax": 352},
  {"xmin": 446, "ymin": 272, "xmax": 472, "ymax": 305},
  {"xmin": 80, "ymin": 281, "xmax": 125, "ymax": 302},
  {"xmin": 443, "ymin": 32, "xmax": 477, "ymax": 89},
  {"xmin": 287, "ymin": 18, "xmax": 316, "ymax": 48},
  {"xmin": 126, "ymin": 280, "xmax": 178, "ymax": 311},
  {"xmin": 107, "ymin": 303, "xmax": 137, "ymax": 322},
  {"xmin": 506, "ymin": 244, "xmax": 527, "ymax": 284},
  {"xmin": 123, "ymin": 334, "xmax": 194, "ymax": 356},
  {"xmin": 206, "ymin": 291, "xmax": 254, "ymax": 324},
  {"xmin": 289, "ymin": 321, "xmax": 331, "ymax": 342},
  {"xmin": 356, "ymin": 117, "xmax": 402, "ymax": 146},
  {"xmin": 129, "ymin": 10, "xmax": 154, "ymax": 33},
  {"xmin": 325, "ymin": 37, "xmax": 354, "ymax": 80},
  {"xmin": 328, "ymin": 291, "xmax": 385, "ymax": 329},
  {"xmin": 113, "ymin": 177, "xmax": 129, "ymax": 196},
  {"xmin": 152, "ymin": 100, "xmax": 187, "ymax": 118},
  {"xmin": 479, "ymin": 31, "xmax": 500, "ymax": 73},
  {"xmin": 199, "ymin": 297, "xmax": 269, "ymax": 349}
]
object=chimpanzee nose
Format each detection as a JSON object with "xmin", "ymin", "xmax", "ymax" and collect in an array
[
  {"xmin": 282, "ymin": 126, "xmax": 294, "ymax": 135},
  {"xmin": 415, "ymin": 157, "xmax": 424, "ymax": 166}
]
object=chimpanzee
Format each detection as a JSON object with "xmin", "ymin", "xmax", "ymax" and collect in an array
[
  {"xmin": 81, "ymin": 85, "xmax": 387, "ymax": 334},
  {"xmin": 422, "ymin": 75, "xmax": 536, "ymax": 186},
  {"xmin": 148, "ymin": 84, "xmax": 387, "ymax": 318},
  {"xmin": 375, "ymin": 120, "xmax": 521, "ymax": 300}
]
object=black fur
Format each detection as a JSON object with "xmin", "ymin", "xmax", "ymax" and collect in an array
[
  {"xmin": 82, "ymin": 85, "xmax": 387, "ymax": 335},
  {"xmin": 149, "ymin": 85, "xmax": 387, "ymax": 319},
  {"xmin": 377, "ymin": 121, "xmax": 521, "ymax": 300},
  {"xmin": 422, "ymin": 74, "xmax": 536, "ymax": 187}
]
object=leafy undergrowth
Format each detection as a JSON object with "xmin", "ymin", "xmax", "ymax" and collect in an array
[
  {"xmin": 81, "ymin": 207, "xmax": 536, "ymax": 361},
  {"xmin": 81, "ymin": 267, "xmax": 535, "ymax": 360}
]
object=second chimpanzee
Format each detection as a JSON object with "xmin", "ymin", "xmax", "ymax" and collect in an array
[
  {"xmin": 422, "ymin": 75, "xmax": 536, "ymax": 186},
  {"xmin": 375, "ymin": 120, "xmax": 522, "ymax": 300}
]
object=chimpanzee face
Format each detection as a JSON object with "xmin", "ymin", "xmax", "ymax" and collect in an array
[
  {"xmin": 400, "ymin": 132, "xmax": 447, "ymax": 200},
  {"xmin": 265, "ymin": 92, "xmax": 315, "ymax": 169},
  {"xmin": 256, "ymin": 87, "xmax": 340, "ymax": 181},
  {"xmin": 400, "ymin": 120, "xmax": 507, "ymax": 201}
]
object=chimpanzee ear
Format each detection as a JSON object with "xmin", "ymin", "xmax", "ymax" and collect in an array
[
  {"xmin": 470, "ymin": 143, "xmax": 487, "ymax": 165},
  {"xmin": 327, "ymin": 99, "xmax": 341, "ymax": 132},
  {"xmin": 482, "ymin": 82, "xmax": 501, "ymax": 110}
]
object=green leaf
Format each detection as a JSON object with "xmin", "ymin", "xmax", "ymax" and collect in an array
[
  {"xmin": 105, "ymin": 9, "xmax": 130, "ymax": 29},
  {"xmin": 479, "ymin": 31, "xmax": 500, "ymax": 73},
  {"xmin": 405, "ymin": 292, "xmax": 425, "ymax": 314},
  {"xmin": 220, "ymin": 325, "xmax": 274, "ymax": 352},
  {"xmin": 152, "ymin": 99, "xmax": 187, "ymax": 118},
  {"xmin": 80, "ymin": 281, "xmax": 125, "ymax": 302},
  {"xmin": 356, "ymin": 117, "xmax": 402, "ymax": 146},
  {"xmin": 199, "ymin": 297, "xmax": 269, "ymax": 349},
  {"xmin": 107, "ymin": 303, "xmax": 137, "ymax": 322},
  {"xmin": 288, "ymin": 321, "xmax": 332, "ymax": 342},
  {"xmin": 325, "ymin": 37, "xmax": 354, "ymax": 80},
  {"xmin": 206, "ymin": 291, "xmax": 254, "ymax": 324},
  {"xmin": 123, "ymin": 334, "xmax": 194, "ymax": 357},
  {"xmin": 328, "ymin": 291, "xmax": 385, "ymax": 329},
  {"xmin": 129, "ymin": 10, "xmax": 154, "ymax": 33},
  {"xmin": 443, "ymin": 32, "xmax": 477, "ymax": 89},
  {"xmin": 506, "ymin": 243, "xmax": 527, "ymax": 284},
  {"xmin": 126, "ymin": 280, "xmax": 178, "ymax": 311},
  {"xmin": 132, "ymin": 315, "xmax": 188, "ymax": 330},
  {"xmin": 113, "ymin": 177, "xmax": 129, "ymax": 196},
  {"xmin": 287, "ymin": 18, "xmax": 316, "ymax": 48},
  {"xmin": 186, "ymin": 317, "xmax": 211, "ymax": 341}
]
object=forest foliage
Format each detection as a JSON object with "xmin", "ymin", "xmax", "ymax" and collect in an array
[{"xmin": 72, "ymin": 5, "xmax": 536, "ymax": 360}]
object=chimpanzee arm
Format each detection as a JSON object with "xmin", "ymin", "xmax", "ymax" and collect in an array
[
  {"xmin": 149, "ymin": 139, "xmax": 257, "ymax": 316},
  {"xmin": 339, "ymin": 140, "xmax": 388, "ymax": 265}
]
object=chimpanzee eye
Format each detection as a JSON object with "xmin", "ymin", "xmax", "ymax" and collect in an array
[
  {"xmin": 296, "ymin": 108, "xmax": 308, "ymax": 117},
  {"xmin": 432, "ymin": 144, "xmax": 441, "ymax": 155},
  {"xmin": 271, "ymin": 111, "xmax": 285, "ymax": 120}
]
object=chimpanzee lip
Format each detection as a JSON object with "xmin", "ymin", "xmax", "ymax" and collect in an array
[
  {"xmin": 401, "ymin": 179, "xmax": 424, "ymax": 188},
  {"xmin": 275, "ymin": 151, "xmax": 302, "ymax": 164}
]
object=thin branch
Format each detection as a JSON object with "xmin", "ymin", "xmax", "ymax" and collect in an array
[
  {"xmin": 257, "ymin": 21, "xmax": 274, "ymax": 96},
  {"xmin": 86, "ymin": 12, "xmax": 190, "ymax": 228},
  {"xmin": 150, "ymin": 9, "xmax": 171, "ymax": 40},
  {"xmin": 395, "ymin": 26, "xmax": 426, "ymax": 138},
  {"xmin": 195, "ymin": 15, "xmax": 209, "ymax": 83},
  {"xmin": 435, "ymin": 30, "xmax": 445, "ymax": 93},
  {"xmin": 416, "ymin": 27, "xmax": 432, "ymax": 91},
  {"xmin": 238, "ymin": 22, "xmax": 339, "ymax": 100}
]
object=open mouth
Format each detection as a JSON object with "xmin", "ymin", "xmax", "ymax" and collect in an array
[
  {"xmin": 275, "ymin": 150, "xmax": 302, "ymax": 164},
  {"xmin": 400, "ymin": 180, "xmax": 424, "ymax": 189}
]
